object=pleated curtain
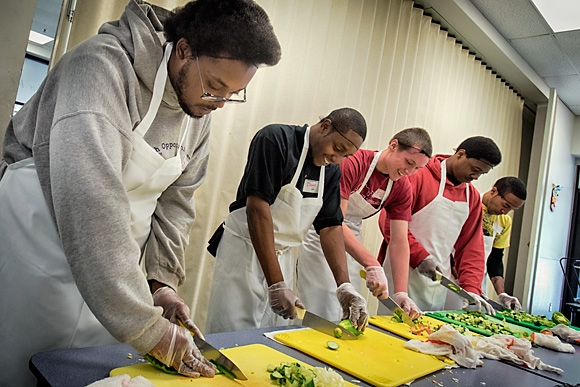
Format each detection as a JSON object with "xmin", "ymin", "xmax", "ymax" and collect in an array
[{"xmin": 56, "ymin": 0, "xmax": 524, "ymax": 330}]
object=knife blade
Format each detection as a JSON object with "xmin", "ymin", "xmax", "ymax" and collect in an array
[
  {"xmin": 177, "ymin": 320, "xmax": 247, "ymax": 380},
  {"xmin": 379, "ymin": 297, "xmax": 417, "ymax": 328},
  {"xmin": 358, "ymin": 269, "xmax": 416, "ymax": 328},
  {"xmin": 435, "ymin": 270, "xmax": 476, "ymax": 305},
  {"xmin": 485, "ymin": 297, "xmax": 505, "ymax": 313},
  {"xmin": 297, "ymin": 308, "xmax": 358, "ymax": 340}
]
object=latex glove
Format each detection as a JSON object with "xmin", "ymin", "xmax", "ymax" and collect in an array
[
  {"xmin": 148, "ymin": 323, "xmax": 215, "ymax": 378},
  {"xmin": 463, "ymin": 291, "xmax": 494, "ymax": 315},
  {"xmin": 498, "ymin": 292, "xmax": 522, "ymax": 311},
  {"xmin": 268, "ymin": 281, "xmax": 305, "ymax": 319},
  {"xmin": 365, "ymin": 265, "xmax": 388, "ymax": 297},
  {"xmin": 153, "ymin": 286, "xmax": 205, "ymax": 339},
  {"xmin": 416, "ymin": 256, "xmax": 440, "ymax": 281},
  {"xmin": 391, "ymin": 291, "xmax": 423, "ymax": 320},
  {"xmin": 336, "ymin": 282, "xmax": 368, "ymax": 331}
]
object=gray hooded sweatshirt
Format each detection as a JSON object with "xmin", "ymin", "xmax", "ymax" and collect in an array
[{"xmin": 1, "ymin": 0, "xmax": 211, "ymax": 353}]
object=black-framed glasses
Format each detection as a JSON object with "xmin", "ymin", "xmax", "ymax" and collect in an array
[
  {"xmin": 330, "ymin": 122, "xmax": 360, "ymax": 150},
  {"xmin": 195, "ymin": 57, "xmax": 246, "ymax": 103},
  {"xmin": 398, "ymin": 140, "xmax": 430, "ymax": 157}
]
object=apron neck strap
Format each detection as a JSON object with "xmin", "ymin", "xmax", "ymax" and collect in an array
[{"xmin": 134, "ymin": 42, "xmax": 173, "ymax": 137}]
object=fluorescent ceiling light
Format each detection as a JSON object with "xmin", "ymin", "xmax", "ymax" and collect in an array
[
  {"xmin": 29, "ymin": 30, "xmax": 54, "ymax": 45},
  {"xmin": 531, "ymin": 0, "xmax": 580, "ymax": 32}
]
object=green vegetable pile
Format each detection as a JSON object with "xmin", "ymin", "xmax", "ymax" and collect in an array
[
  {"xmin": 267, "ymin": 362, "xmax": 316, "ymax": 387},
  {"xmin": 445, "ymin": 311, "xmax": 529, "ymax": 338},
  {"xmin": 144, "ymin": 354, "xmax": 231, "ymax": 379},
  {"xmin": 497, "ymin": 310, "xmax": 556, "ymax": 328},
  {"xmin": 551, "ymin": 311, "xmax": 570, "ymax": 326},
  {"xmin": 336, "ymin": 319, "xmax": 363, "ymax": 337}
]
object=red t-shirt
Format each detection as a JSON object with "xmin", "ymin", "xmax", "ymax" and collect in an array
[
  {"xmin": 340, "ymin": 149, "xmax": 412, "ymax": 221},
  {"xmin": 377, "ymin": 154, "xmax": 485, "ymax": 294}
]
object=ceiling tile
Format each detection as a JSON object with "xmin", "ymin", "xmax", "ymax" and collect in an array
[
  {"xmin": 543, "ymin": 74, "xmax": 580, "ymax": 106},
  {"xmin": 471, "ymin": 0, "xmax": 550, "ymax": 39},
  {"xmin": 554, "ymin": 30, "xmax": 580, "ymax": 74},
  {"xmin": 510, "ymin": 35, "xmax": 576, "ymax": 77}
]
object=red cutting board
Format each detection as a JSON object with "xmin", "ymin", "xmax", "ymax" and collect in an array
[
  {"xmin": 274, "ymin": 327, "xmax": 445, "ymax": 387},
  {"xmin": 110, "ymin": 344, "xmax": 358, "ymax": 386}
]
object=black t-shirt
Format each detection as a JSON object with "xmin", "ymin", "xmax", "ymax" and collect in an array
[{"xmin": 230, "ymin": 124, "xmax": 343, "ymax": 232}]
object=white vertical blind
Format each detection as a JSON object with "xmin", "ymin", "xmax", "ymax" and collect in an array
[{"xmin": 57, "ymin": 0, "xmax": 524, "ymax": 329}]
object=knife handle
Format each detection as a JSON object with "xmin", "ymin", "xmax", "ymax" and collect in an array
[{"xmin": 177, "ymin": 319, "xmax": 195, "ymax": 337}]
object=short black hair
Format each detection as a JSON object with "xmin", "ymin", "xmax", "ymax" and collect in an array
[
  {"xmin": 392, "ymin": 127, "xmax": 432, "ymax": 158},
  {"xmin": 320, "ymin": 108, "xmax": 367, "ymax": 142},
  {"xmin": 456, "ymin": 136, "xmax": 502, "ymax": 166},
  {"xmin": 494, "ymin": 176, "xmax": 527, "ymax": 200},
  {"xmin": 163, "ymin": 0, "xmax": 281, "ymax": 67}
]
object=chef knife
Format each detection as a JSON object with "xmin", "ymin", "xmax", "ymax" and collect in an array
[
  {"xmin": 359, "ymin": 269, "xmax": 416, "ymax": 328},
  {"xmin": 177, "ymin": 320, "xmax": 248, "ymax": 380},
  {"xmin": 435, "ymin": 270, "xmax": 477, "ymax": 305},
  {"xmin": 485, "ymin": 297, "xmax": 506, "ymax": 313},
  {"xmin": 296, "ymin": 307, "xmax": 358, "ymax": 340}
]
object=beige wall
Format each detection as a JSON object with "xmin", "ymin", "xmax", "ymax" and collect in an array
[{"xmin": 0, "ymin": 0, "xmax": 37, "ymax": 145}]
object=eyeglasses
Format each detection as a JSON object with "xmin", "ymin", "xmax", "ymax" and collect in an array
[
  {"xmin": 195, "ymin": 57, "xmax": 246, "ymax": 103},
  {"xmin": 329, "ymin": 123, "xmax": 360, "ymax": 150},
  {"xmin": 397, "ymin": 141, "xmax": 430, "ymax": 157}
]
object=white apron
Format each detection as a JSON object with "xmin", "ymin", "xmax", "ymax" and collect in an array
[
  {"xmin": 481, "ymin": 201, "xmax": 503, "ymax": 294},
  {"xmin": 0, "ymin": 43, "xmax": 187, "ymax": 387},
  {"xmin": 297, "ymin": 151, "xmax": 393, "ymax": 320},
  {"xmin": 207, "ymin": 128, "xmax": 324, "ymax": 333},
  {"xmin": 386, "ymin": 160, "xmax": 469, "ymax": 312}
]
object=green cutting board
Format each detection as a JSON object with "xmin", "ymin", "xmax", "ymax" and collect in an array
[
  {"xmin": 274, "ymin": 327, "xmax": 445, "ymax": 387},
  {"xmin": 427, "ymin": 310, "xmax": 534, "ymax": 338},
  {"xmin": 494, "ymin": 312, "xmax": 580, "ymax": 332}
]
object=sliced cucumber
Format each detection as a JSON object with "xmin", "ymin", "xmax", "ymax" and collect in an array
[{"xmin": 326, "ymin": 341, "xmax": 340, "ymax": 350}]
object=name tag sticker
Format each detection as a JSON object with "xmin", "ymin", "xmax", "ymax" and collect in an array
[
  {"xmin": 372, "ymin": 189, "xmax": 385, "ymax": 199},
  {"xmin": 303, "ymin": 179, "xmax": 319, "ymax": 193}
]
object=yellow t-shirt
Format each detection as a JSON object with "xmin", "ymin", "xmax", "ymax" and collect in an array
[{"xmin": 482, "ymin": 203, "xmax": 512, "ymax": 249}]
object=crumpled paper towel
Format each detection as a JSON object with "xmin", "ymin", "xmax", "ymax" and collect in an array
[
  {"xmin": 532, "ymin": 331, "xmax": 575, "ymax": 353},
  {"xmin": 404, "ymin": 324, "xmax": 482, "ymax": 368},
  {"xmin": 85, "ymin": 374, "xmax": 156, "ymax": 387},
  {"xmin": 470, "ymin": 334, "xmax": 563, "ymax": 374},
  {"xmin": 551, "ymin": 324, "xmax": 580, "ymax": 345}
]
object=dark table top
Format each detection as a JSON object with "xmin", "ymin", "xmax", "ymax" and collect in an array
[{"xmin": 30, "ymin": 325, "xmax": 570, "ymax": 387}]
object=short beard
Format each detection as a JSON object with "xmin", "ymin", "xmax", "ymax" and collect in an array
[{"xmin": 173, "ymin": 62, "xmax": 199, "ymax": 118}]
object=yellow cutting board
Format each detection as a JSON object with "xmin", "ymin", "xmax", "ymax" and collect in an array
[
  {"xmin": 110, "ymin": 344, "xmax": 357, "ymax": 386},
  {"xmin": 274, "ymin": 327, "xmax": 445, "ymax": 387},
  {"xmin": 369, "ymin": 315, "xmax": 449, "ymax": 341}
]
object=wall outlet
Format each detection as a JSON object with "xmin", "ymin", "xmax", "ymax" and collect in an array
[{"xmin": 548, "ymin": 303, "xmax": 553, "ymax": 312}]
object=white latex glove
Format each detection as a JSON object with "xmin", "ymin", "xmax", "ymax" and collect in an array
[
  {"xmin": 148, "ymin": 323, "xmax": 215, "ymax": 378},
  {"xmin": 336, "ymin": 282, "xmax": 368, "ymax": 331},
  {"xmin": 498, "ymin": 292, "xmax": 522, "ymax": 311},
  {"xmin": 416, "ymin": 256, "xmax": 440, "ymax": 281},
  {"xmin": 391, "ymin": 291, "xmax": 422, "ymax": 320},
  {"xmin": 463, "ymin": 291, "xmax": 494, "ymax": 315},
  {"xmin": 364, "ymin": 265, "xmax": 388, "ymax": 297},
  {"xmin": 153, "ymin": 286, "xmax": 204, "ymax": 339},
  {"xmin": 268, "ymin": 281, "xmax": 305, "ymax": 319}
]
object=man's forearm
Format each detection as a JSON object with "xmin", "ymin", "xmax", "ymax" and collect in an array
[
  {"xmin": 490, "ymin": 275, "xmax": 506, "ymax": 296},
  {"xmin": 320, "ymin": 225, "xmax": 350, "ymax": 285},
  {"xmin": 343, "ymin": 223, "xmax": 380, "ymax": 267}
]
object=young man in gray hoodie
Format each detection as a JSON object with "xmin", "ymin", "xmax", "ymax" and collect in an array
[{"xmin": 0, "ymin": 0, "xmax": 280, "ymax": 385}]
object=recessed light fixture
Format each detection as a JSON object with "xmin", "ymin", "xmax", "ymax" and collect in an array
[
  {"xmin": 531, "ymin": 0, "xmax": 580, "ymax": 33},
  {"xmin": 29, "ymin": 30, "xmax": 54, "ymax": 45}
]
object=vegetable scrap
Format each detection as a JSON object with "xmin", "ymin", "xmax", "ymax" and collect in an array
[
  {"xmin": 267, "ymin": 362, "xmax": 345, "ymax": 387},
  {"xmin": 497, "ymin": 310, "xmax": 556, "ymax": 328},
  {"xmin": 445, "ymin": 311, "xmax": 529, "ymax": 338}
]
